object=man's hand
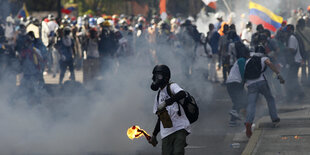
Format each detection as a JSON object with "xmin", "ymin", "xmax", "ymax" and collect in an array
[
  {"xmin": 148, "ymin": 136, "xmax": 158, "ymax": 147},
  {"xmin": 157, "ymin": 101, "xmax": 167, "ymax": 111},
  {"xmin": 277, "ymin": 74, "xmax": 285, "ymax": 84}
]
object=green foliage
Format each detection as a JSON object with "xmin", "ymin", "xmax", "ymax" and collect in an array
[
  {"xmin": 84, "ymin": 9, "xmax": 95, "ymax": 16},
  {"xmin": 25, "ymin": 0, "xmax": 58, "ymax": 11}
]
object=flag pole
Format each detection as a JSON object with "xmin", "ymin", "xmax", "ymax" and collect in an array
[
  {"xmin": 222, "ymin": 0, "xmax": 232, "ymax": 13},
  {"xmin": 57, "ymin": 0, "xmax": 62, "ymax": 19}
]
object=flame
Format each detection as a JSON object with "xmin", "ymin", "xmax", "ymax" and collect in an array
[
  {"xmin": 281, "ymin": 137, "xmax": 288, "ymax": 140},
  {"xmin": 127, "ymin": 125, "xmax": 150, "ymax": 140},
  {"xmin": 294, "ymin": 135, "xmax": 302, "ymax": 140},
  {"xmin": 281, "ymin": 135, "xmax": 303, "ymax": 140}
]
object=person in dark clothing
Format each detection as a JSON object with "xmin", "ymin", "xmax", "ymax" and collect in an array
[
  {"xmin": 207, "ymin": 23, "xmax": 220, "ymax": 82},
  {"xmin": 218, "ymin": 24, "xmax": 230, "ymax": 84},
  {"xmin": 251, "ymin": 24, "xmax": 265, "ymax": 47},
  {"xmin": 55, "ymin": 27, "xmax": 75, "ymax": 84},
  {"xmin": 98, "ymin": 21, "xmax": 118, "ymax": 58},
  {"xmin": 27, "ymin": 31, "xmax": 48, "ymax": 85}
]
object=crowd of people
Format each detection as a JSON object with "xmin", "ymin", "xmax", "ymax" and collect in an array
[{"xmin": 0, "ymin": 12, "xmax": 210, "ymax": 91}]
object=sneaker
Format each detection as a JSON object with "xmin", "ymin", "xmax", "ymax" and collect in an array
[
  {"xmin": 245, "ymin": 122, "xmax": 252, "ymax": 138},
  {"xmin": 230, "ymin": 110, "xmax": 241, "ymax": 120},
  {"xmin": 272, "ymin": 118, "xmax": 280, "ymax": 128}
]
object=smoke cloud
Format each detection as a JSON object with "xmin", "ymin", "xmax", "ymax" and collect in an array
[{"xmin": 0, "ymin": 25, "xmax": 213, "ymax": 154}]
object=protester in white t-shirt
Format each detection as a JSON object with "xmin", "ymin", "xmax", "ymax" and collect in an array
[
  {"xmin": 285, "ymin": 24, "xmax": 305, "ymax": 102},
  {"xmin": 5, "ymin": 16, "xmax": 15, "ymax": 44},
  {"xmin": 148, "ymin": 65, "xmax": 190, "ymax": 155},
  {"xmin": 243, "ymin": 46, "xmax": 285, "ymax": 138},
  {"xmin": 241, "ymin": 22, "xmax": 253, "ymax": 47},
  {"xmin": 226, "ymin": 57, "xmax": 248, "ymax": 127},
  {"xmin": 47, "ymin": 20, "xmax": 59, "ymax": 36},
  {"xmin": 41, "ymin": 18, "xmax": 49, "ymax": 47}
]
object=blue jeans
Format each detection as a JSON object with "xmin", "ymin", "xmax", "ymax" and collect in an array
[{"xmin": 246, "ymin": 80, "xmax": 279, "ymax": 123}]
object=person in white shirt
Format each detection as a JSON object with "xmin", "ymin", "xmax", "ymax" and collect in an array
[
  {"xmin": 5, "ymin": 15, "xmax": 14, "ymax": 45},
  {"xmin": 148, "ymin": 65, "xmax": 190, "ymax": 155},
  {"xmin": 241, "ymin": 22, "xmax": 252, "ymax": 47},
  {"xmin": 226, "ymin": 56, "xmax": 248, "ymax": 127},
  {"xmin": 41, "ymin": 17, "xmax": 49, "ymax": 47},
  {"xmin": 243, "ymin": 46, "xmax": 285, "ymax": 138},
  {"xmin": 47, "ymin": 16, "xmax": 59, "ymax": 37},
  {"xmin": 285, "ymin": 24, "xmax": 305, "ymax": 102}
]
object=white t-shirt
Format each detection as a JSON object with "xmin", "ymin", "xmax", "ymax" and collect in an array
[
  {"xmin": 5, "ymin": 24, "xmax": 14, "ymax": 39},
  {"xmin": 47, "ymin": 21, "xmax": 59, "ymax": 34},
  {"xmin": 245, "ymin": 56, "xmax": 269, "ymax": 86},
  {"xmin": 41, "ymin": 21, "xmax": 49, "ymax": 46},
  {"xmin": 288, "ymin": 35, "xmax": 303, "ymax": 63},
  {"xmin": 241, "ymin": 29, "xmax": 252, "ymax": 47},
  {"xmin": 226, "ymin": 60, "xmax": 242, "ymax": 84},
  {"xmin": 153, "ymin": 83, "xmax": 191, "ymax": 139}
]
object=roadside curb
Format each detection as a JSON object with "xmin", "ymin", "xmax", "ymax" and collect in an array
[
  {"xmin": 241, "ymin": 125, "xmax": 262, "ymax": 155},
  {"xmin": 241, "ymin": 106, "xmax": 310, "ymax": 155}
]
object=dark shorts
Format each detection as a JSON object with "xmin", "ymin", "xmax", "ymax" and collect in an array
[{"xmin": 162, "ymin": 129, "xmax": 189, "ymax": 155}]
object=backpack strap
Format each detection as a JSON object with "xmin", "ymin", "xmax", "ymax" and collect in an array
[
  {"xmin": 237, "ymin": 58, "xmax": 246, "ymax": 82},
  {"xmin": 260, "ymin": 57, "xmax": 267, "ymax": 81},
  {"xmin": 166, "ymin": 83, "xmax": 173, "ymax": 97},
  {"xmin": 156, "ymin": 90, "xmax": 160, "ymax": 104}
]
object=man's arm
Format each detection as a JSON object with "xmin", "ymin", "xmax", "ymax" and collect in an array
[
  {"xmin": 165, "ymin": 90, "xmax": 186, "ymax": 106},
  {"xmin": 264, "ymin": 59, "xmax": 279, "ymax": 74},
  {"xmin": 152, "ymin": 118, "xmax": 160, "ymax": 137},
  {"xmin": 157, "ymin": 90, "xmax": 186, "ymax": 111},
  {"xmin": 148, "ymin": 118, "xmax": 160, "ymax": 147},
  {"xmin": 265, "ymin": 59, "xmax": 285, "ymax": 83}
]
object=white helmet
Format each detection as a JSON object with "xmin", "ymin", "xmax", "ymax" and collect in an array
[
  {"xmin": 97, "ymin": 17, "xmax": 104, "ymax": 25},
  {"xmin": 138, "ymin": 16, "xmax": 144, "ymax": 23},
  {"xmin": 170, "ymin": 18, "xmax": 177, "ymax": 25}
]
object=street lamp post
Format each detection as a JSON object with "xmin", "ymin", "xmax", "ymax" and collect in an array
[{"xmin": 57, "ymin": 0, "xmax": 62, "ymax": 18}]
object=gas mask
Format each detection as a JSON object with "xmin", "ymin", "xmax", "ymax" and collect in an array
[
  {"xmin": 151, "ymin": 65, "xmax": 171, "ymax": 91},
  {"xmin": 151, "ymin": 73, "xmax": 166, "ymax": 91}
]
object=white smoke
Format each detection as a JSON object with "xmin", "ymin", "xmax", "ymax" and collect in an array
[{"xmin": 0, "ymin": 28, "xmax": 214, "ymax": 154}]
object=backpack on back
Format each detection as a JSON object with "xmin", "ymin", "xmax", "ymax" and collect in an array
[
  {"xmin": 244, "ymin": 56, "xmax": 266, "ymax": 80},
  {"xmin": 166, "ymin": 83, "xmax": 199, "ymax": 124}
]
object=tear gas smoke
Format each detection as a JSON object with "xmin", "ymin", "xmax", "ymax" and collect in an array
[
  {"xmin": 3, "ymin": 0, "xmax": 309, "ymax": 154},
  {"xmin": 0, "ymin": 23, "xmax": 213, "ymax": 155}
]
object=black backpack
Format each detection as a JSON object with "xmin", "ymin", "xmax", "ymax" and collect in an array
[
  {"xmin": 165, "ymin": 83, "xmax": 199, "ymax": 124},
  {"xmin": 244, "ymin": 56, "xmax": 267, "ymax": 80}
]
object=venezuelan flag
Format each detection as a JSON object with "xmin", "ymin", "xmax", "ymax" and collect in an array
[
  {"xmin": 17, "ymin": 3, "xmax": 29, "ymax": 18},
  {"xmin": 61, "ymin": 3, "xmax": 77, "ymax": 14},
  {"xmin": 249, "ymin": 1, "xmax": 283, "ymax": 32}
]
